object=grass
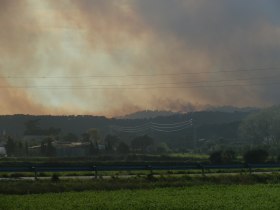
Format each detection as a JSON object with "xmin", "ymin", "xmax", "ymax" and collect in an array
[
  {"xmin": 1, "ymin": 185, "xmax": 280, "ymax": 209},
  {"xmin": 0, "ymin": 153, "xmax": 210, "ymax": 166},
  {"xmin": 0, "ymin": 169, "xmax": 203, "ymax": 179},
  {"xmin": 1, "ymin": 173, "xmax": 280, "ymax": 195},
  {"xmin": 1, "ymin": 167, "xmax": 280, "ymax": 179},
  {"xmin": 169, "ymin": 153, "xmax": 208, "ymax": 159}
]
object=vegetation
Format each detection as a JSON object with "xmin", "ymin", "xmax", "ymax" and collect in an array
[
  {"xmin": 1, "ymin": 107, "xmax": 280, "ymax": 164},
  {"xmin": 1, "ymin": 184, "xmax": 280, "ymax": 209},
  {"xmin": 1, "ymin": 108, "xmax": 280, "ymax": 209},
  {"xmin": 0, "ymin": 154, "xmax": 209, "ymax": 166},
  {"xmin": 243, "ymin": 149, "xmax": 269, "ymax": 163},
  {"xmin": 0, "ymin": 111, "xmax": 252, "ymax": 157},
  {"xmin": 239, "ymin": 106, "xmax": 280, "ymax": 152},
  {"xmin": 1, "ymin": 174, "xmax": 280, "ymax": 195},
  {"xmin": 209, "ymin": 150, "xmax": 236, "ymax": 164},
  {"xmin": 131, "ymin": 135, "xmax": 154, "ymax": 152},
  {"xmin": 116, "ymin": 142, "xmax": 130, "ymax": 154}
]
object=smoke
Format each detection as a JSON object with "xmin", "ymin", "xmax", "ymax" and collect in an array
[{"xmin": 1, "ymin": 0, "xmax": 280, "ymax": 116}]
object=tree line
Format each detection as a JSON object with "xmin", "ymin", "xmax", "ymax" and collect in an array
[{"xmin": 1, "ymin": 106, "xmax": 280, "ymax": 160}]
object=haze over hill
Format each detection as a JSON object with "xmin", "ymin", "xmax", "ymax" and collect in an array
[
  {"xmin": 0, "ymin": 110, "xmax": 253, "ymax": 150},
  {"xmin": 119, "ymin": 106, "xmax": 258, "ymax": 119},
  {"xmin": 118, "ymin": 110, "xmax": 177, "ymax": 119}
]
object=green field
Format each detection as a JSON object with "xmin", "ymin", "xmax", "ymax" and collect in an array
[{"xmin": 1, "ymin": 185, "xmax": 280, "ymax": 210}]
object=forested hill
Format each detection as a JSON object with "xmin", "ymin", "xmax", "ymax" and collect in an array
[{"xmin": 0, "ymin": 111, "xmax": 253, "ymax": 137}]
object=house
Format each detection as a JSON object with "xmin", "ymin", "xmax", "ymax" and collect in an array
[
  {"xmin": 0, "ymin": 132, "xmax": 7, "ymax": 157},
  {"xmin": 0, "ymin": 147, "xmax": 7, "ymax": 157}
]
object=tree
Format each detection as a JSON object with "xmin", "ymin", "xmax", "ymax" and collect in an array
[
  {"xmin": 24, "ymin": 119, "xmax": 61, "ymax": 136},
  {"xmin": 209, "ymin": 151, "xmax": 223, "ymax": 164},
  {"xmin": 47, "ymin": 127, "xmax": 61, "ymax": 136},
  {"xmin": 81, "ymin": 133, "xmax": 90, "ymax": 142},
  {"xmin": 88, "ymin": 141, "xmax": 97, "ymax": 156},
  {"xmin": 156, "ymin": 143, "xmax": 170, "ymax": 154},
  {"xmin": 25, "ymin": 142, "xmax": 29, "ymax": 156},
  {"xmin": 239, "ymin": 106, "xmax": 280, "ymax": 146},
  {"xmin": 131, "ymin": 135, "xmax": 154, "ymax": 152},
  {"xmin": 104, "ymin": 135, "xmax": 120, "ymax": 152},
  {"xmin": 40, "ymin": 138, "xmax": 56, "ymax": 157},
  {"xmin": 17, "ymin": 141, "xmax": 23, "ymax": 156},
  {"xmin": 63, "ymin": 133, "xmax": 78, "ymax": 142},
  {"xmin": 222, "ymin": 150, "xmax": 236, "ymax": 163},
  {"xmin": 117, "ymin": 142, "xmax": 130, "ymax": 154},
  {"xmin": 24, "ymin": 119, "xmax": 41, "ymax": 135},
  {"xmin": 209, "ymin": 150, "xmax": 236, "ymax": 164},
  {"xmin": 88, "ymin": 129, "xmax": 100, "ymax": 150},
  {"xmin": 40, "ymin": 142, "xmax": 47, "ymax": 156},
  {"xmin": 5, "ymin": 137, "xmax": 15, "ymax": 156},
  {"xmin": 46, "ymin": 139, "xmax": 56, "ymax": 157},
  {"xmin": 243, "ymin": 149, "xmax": 269, "ymax": 163}
]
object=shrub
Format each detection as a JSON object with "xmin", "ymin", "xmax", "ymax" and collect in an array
[
  {"xmin": 209, "ymin": 151, "xmax": 223, "ymax": 164},
  {"xmin": 243, "ymin": 149, "xmax": 269, "ymax": 163},
  {"xmin": 146, "ymin": 174, "xmax": 156, "ymax": 181},
  {"xmin": 117, "ymin": 142, "xmax": 130, "ymax": 154},
  {"xmin": 222, "ymin": 150, "xmax": 236, "ymax": 163},
  {"xmin": 51, "ymin": 174, "xmax": 60, "ymax": 182},
  {"xmin": 209, "ymin": 150, "xmax": 236, "ymax": 164}
]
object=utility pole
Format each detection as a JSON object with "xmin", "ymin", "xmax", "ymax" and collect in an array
[{"xmin": 192, "ymin": 115, "xmax": 197, "ymax": 152}]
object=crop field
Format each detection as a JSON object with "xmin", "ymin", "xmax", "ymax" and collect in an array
[{"xmin": 1, "ymin": 184, "xmax": 280, "ymax": 210}]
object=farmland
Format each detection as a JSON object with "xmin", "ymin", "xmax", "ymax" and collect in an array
[{"xmin": 1, "ymin": 184, "xmax": 280, "ymax": 210}]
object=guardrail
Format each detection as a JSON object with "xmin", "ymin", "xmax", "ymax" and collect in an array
[{"xmin": 1, "ymin": 163, "xmax": 280, "ymax": 179}]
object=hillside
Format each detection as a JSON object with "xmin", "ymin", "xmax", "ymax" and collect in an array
[
  {"xmin": 118, "ymin": 110, "xmax": 177, "ymax": 119},
  {"xmin": 0, "ymin": 111, "xmax": 254, "ymax": 150}
]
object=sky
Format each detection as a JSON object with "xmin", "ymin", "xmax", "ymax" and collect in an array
[{"xmin": 1, "ymin": 0, "xmax": 280, "ymax": 117}]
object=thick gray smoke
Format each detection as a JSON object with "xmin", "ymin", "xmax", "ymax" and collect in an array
[{"xmin": 1, "ymin": 0, "xmax": 280, "ymax": 116}]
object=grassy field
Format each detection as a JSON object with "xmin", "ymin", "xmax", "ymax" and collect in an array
[
  {"xmin": 1, "ymin": 185, "xmax": 280, "ymax": 210},
  {"xmin": 0, "ymin": 153, "xmax": 209, "ymax": 164},
  {"xmin": 1, "ymin": 173, "xmax": 280, "ymax": 194}
]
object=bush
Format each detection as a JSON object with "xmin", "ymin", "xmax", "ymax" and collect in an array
[
  {"xmin": 209, "ymin": 150, "xmax": 236, "ymax": 164},
  {"xmin": 243, "ymin": 149, "xmax": 269, "ymax": 163},
  {"xmin": 146, "ymin": 174, "xmax": 156, "ymax": 181},
  {"xmin": 51, "ymin": 174, "xmax": 60, "ymax": 182},
  {"xmin": 209, "ymin": 151, "xmax": 223, "ymax": 164},
  {"xmin": 222, "ymin": 150, "xmax": 236, "ymax": 163},
  {"xmin": 117, "ymin": 142, "xmax": 130, "ymax": 154}
]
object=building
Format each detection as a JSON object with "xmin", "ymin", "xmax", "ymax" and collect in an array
[{"xmin": 0, "ymin": 147, "xmax": 7, "ymax": 157}]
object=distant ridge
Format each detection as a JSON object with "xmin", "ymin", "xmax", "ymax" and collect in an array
[
  {"xmin": 117, "ymin": 106, "xmax": 258, "ymax": 119},
  {"xmin": 118, "ymin": 110, "xmax": 178, "ymax": 119},
  {"xmin": 204, "ymin": 106, "xmax": 259, "ymax": 113},
  {"xmin": 0, "ymin": 110, "xmax": 255, "ymax": 149}
]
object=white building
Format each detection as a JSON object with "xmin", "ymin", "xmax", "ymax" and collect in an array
[{"xmin": 0, "ymin": 147, "xmax": 7, "ymax": 157}]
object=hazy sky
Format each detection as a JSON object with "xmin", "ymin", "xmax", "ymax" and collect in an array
[{"xmin": 1, "ymin": 0, "xmax": 280, "ymax": 116}]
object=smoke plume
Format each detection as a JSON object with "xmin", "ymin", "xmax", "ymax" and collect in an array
[{"xmin": 1, "ymin": 0, "xmax": 280, "ymax": 116}]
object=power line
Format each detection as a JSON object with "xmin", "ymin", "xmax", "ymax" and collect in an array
[
  {"xmin": 111, "ymin": 123, "xmax": 151, "ymax": 133},
  {"xmin": 151, "ymin": 124, "xmax": 191, "ymax": 130},
  {"xmin": 150, "ymin": 126, "xmax": 191, "ymax": 133},
  {"xmin": 1, "ymin": 67, "xmax": 280, "ymax": 79},
  {"xmin": 151, "ymin": 121, "xmax": 192, "ymax": 129},
  {"xmin": 1, "ymin": 72, "xmax": 280, "ymax": 90},
  {"xmin": 151, "ymin": 120, "xmax": 192, "ymax": 126},
  {"xmin": 111, "ymin": 123, "xmax": 151, "ymax": 130},
  {"xmin": 112, "ymin": 120, "xmax": 193, "ymax": 133},
  {"xmin": 1, "ymin": 80, "xmax": 280, "ymax": 90},
  {"xmin": 50, "ymin": 74, "xmax": 280, "ymax": 87}
]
